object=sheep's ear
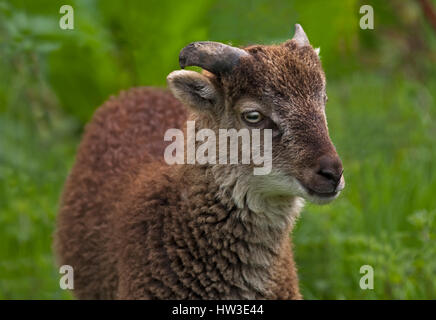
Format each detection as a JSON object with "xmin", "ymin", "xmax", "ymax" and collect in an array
[{"xmin": 167, "ymin": 70, "xmax": 221, "ymax": 113}]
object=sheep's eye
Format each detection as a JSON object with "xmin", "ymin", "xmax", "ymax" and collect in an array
[{"xmin": 243, "ymin": 111, "xmax": 263, "ymax": 124}]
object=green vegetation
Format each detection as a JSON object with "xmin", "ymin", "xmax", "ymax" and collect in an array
[{"xmin": 1, "ymin": 0, "xmax": 435, "ymax": 299}]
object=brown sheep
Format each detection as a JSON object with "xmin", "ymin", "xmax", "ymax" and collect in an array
[{"xmin": 54, "ymin": 24, "xmax": 345, "ymax": 299}]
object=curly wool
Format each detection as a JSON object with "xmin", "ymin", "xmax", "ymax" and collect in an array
[{"xmin": 54, "ymin": 87, "xmax": 303, "ymax": 300}]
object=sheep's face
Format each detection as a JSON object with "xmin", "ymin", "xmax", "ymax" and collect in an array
[{"xmin": 168, "ymin": 26, "xmax": 344, "ymax": 205}]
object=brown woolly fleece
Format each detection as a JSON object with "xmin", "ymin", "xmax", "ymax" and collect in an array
[
  {"xmin": 54, "ymin": 87, "xmax": 300, "ymax": 299},
  {"xmin": 55, "ymin": 36, "xmax": 340, "ymax": 299}
]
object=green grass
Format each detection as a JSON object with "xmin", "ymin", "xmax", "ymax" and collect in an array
[
  {"xmin": 0, "ymin": 0, "xmax": 435, "ymax": 299},
  {"xmin": 294, "ymin": 73, "xmax": 436, "ymax": 299},
  {"xmin": 0, "ymin": 114, "xmax": 76, "ymax": 299}
]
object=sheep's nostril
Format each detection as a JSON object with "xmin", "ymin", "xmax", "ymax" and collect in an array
[
  {"xmin": 318, "ymin": 168, "xmax": 336, "ymax": 182},
  {"xmin": 317, "ymin": 169, "xmax": 341, "ymax": 187},
  {"xmin": 316, "ymin": 154, "xmax": 343, "ymax": 187}
]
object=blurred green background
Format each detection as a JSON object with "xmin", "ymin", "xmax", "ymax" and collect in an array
[{"xmin": 1, "ymin": 0, "xmax": 435, "ymax": 299}]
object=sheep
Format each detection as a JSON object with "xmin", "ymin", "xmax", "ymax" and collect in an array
[{"xmin": 54, "ymin": 24, "xmax": 345, "ymax": 300}]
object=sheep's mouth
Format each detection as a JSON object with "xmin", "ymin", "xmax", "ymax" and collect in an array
[
  {"xmin": 297, "ymin": 181, "xmax": 343, "ymax": 204},
  {"xmin": 304, "ymin": 187, "xmax": 339, "ymax": 198},
  {"xmin": 299, "ymin": 176, "xmax": 345, "ymax": 202}
]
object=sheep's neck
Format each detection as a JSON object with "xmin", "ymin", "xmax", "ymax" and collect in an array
[{"xmin": 176, "ymin": 165, "xmax": 301, "ymax": 299}]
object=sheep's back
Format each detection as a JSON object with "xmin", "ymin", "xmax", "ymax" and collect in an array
[{"xmin": 54, "ymin": 87, "xmax": 187, "ymax": 299}]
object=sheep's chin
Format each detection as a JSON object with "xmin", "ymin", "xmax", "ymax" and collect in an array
[{"xmin": 245, "ymin": 169, "xmax": 340, "ymax": 206}]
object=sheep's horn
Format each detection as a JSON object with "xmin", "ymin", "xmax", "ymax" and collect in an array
[
  {"xmin": 292, "ymin": 24, "xmax": 310, "ymax": 47},
  {"xmin": 179, "ymin": 41, "xmax": 249, "ymax": 75}
]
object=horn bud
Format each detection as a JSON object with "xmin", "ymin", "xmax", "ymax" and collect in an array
[{"xmin": 292, "ymin": 24, "xmax": 310, "ymax": 47}]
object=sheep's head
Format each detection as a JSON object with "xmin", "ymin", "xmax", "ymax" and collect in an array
[{"xmin": 167, "ymin": 24, "xmax": 344, "ymax": 206}]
